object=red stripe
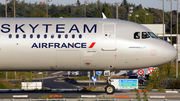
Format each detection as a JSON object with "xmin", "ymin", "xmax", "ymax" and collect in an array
[
  {"xmin": 136, "ymin": 90, "xmax": 148, "ymax": 93},
  {"xmin": 89, "ymin": 42, "xmax": 96, "ymax": 48},
  {"xmin": 115, "ymin": 95, "xmax": 130, "ymax": 98},
  {"xmin": 48, "ymin": 95, "xmax": 62, "ymax": 97}
]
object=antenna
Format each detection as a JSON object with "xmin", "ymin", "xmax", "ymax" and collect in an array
[{"xmin": 102, "ymin": 12, "xmax": 107, "ymax": 19}]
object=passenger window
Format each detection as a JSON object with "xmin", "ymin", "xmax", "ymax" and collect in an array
[
  {"xmin": 44, "ymin": 34, "xmax": 47, "ymax": 39},
  {"xmin": 134, "ymin": 32, "xmax": 140, "ymax": 39},
  {"xmin": 65, "ymin": 34, "xmax": 68, "ymax": 38},
  {"xmin": 16, "ymin": 34, "xmax": 19, "ymax": 39},
  {"xmin": 58, "ymin": 34, "xmax": 61, "ymax": 38},
  {"xmin": 23, "ymin": 34, "xmax": 26, "ymax": 38},
  {"xmin": 142, "ymin": 32, "xmax": 150, "ymax": 39},
  {"xmin": 37, "ymin": 34, "xmax": 40, "ymax": 39},
  {"xmin": 9, "ymin": 34, "xmax": 12, "ymax": 38},
  {"xmin": 79, "ymin": 34, "xmax": 82, "ymax": 39},
  {"xmin": 30, "ymin": 34, "xmax": 33, "ymax": 39},
  {"xmin": 51, "ymin": 34, "xmax": 54, "ymax": 39},
  {"xmin": 72, "ymin": 34, "xmax": 75, "ymax": 39}
]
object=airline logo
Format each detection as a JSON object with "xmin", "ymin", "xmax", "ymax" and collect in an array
[{"xmin": 31, "ymin": 42, "xmax": 96, "ymax": 49}]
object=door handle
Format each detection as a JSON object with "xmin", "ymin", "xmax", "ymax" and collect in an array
[{"xmin": 101, "ymin": 48, "xmax": 117, "ymax": 51}]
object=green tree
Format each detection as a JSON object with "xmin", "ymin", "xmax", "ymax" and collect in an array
[
  {"xmin": 147, "ymin": 63, "xmax": 173, "ymax": 91},
  {"xmin": 49, "ymin": 4, "xmax": 58, "ymax": 16},
  {"xmin": 26, "ymin": 9, "xmax": 46, "ymax": 17},
  {"xmin": 93, "ymin": 8, "xmax": 101, "ymax": 17},
  {"xmin": 52, "ymin": 13, "xmax": 71, "ymax": 17},
  {"xmin": 136, "ymin": 4, "xmax": 142, "ymax": 10},
  {"xmin": 122, "ymin": 0, "xmax": 128, "ymax": 6},
  {"xmin": 130, "ymin": 9, "xmax": 153, "ymax": 24},
  {"xmin": 75, "ymin": 7, "xmax": 83, "ymax": 17},
  {"xmin": 147, "ymin": 8, "xmax": 162, "ymax": 24},
  {"xmin": 97, "ymin": 0, "xmax": 102, "ymax": 10},
  {"xmin": 0, "ymin": 3, "xmax": 5, "ymax": 17},
  {"xmin": 119, "ymin": 5, "xmax": 127, "ymax": 20},
  {"xmin": 76, "ymin": 0, "xmax": 80, "ymax": 6},
  {"xmin": 172, "ymin": 24, "xmax": 180, "ymax": 34}
]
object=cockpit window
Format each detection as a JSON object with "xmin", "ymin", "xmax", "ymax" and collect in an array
[
  {"xmin": 142, "ymin": 32, "xmax": 150, "ymax": 39},
  {"xmin": 148, "ymin": 32, "xmax": 158, "ymax": 38},
  {"xmin": 134, "ymin": 32, "xmax": 140, "ymax": 39}
]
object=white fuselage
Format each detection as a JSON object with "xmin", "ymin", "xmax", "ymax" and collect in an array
[{"xmin": 0, "ymin": 18, "xmax": 176, "ymax": 71}]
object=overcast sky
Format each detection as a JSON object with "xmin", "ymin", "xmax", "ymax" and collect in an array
[{"xmin": 1, "ymin": 0, "xmax": 180, "ymax": 11}]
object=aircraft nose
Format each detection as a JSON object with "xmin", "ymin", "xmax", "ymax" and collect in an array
[{"xmin": 164, "ymin": 43, "xmax": 177, "ymax": 63}]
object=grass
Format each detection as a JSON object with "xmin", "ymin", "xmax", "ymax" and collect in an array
[
  {"xmin": 0, "ymin": 71, "xmax": 49, "ymax": 89},
  {"xmin": 0, "ymin": 80, "xmax": 21, "ymax": 89},
  {"xmin": 0, "ymin": 71, "xmax": 48, "ymax": 80},
  {"xmin": 64, "ymin": 75, "xmax": 128, "ymax": 81}
]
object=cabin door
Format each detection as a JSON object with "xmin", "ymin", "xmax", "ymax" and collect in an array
[
  {"xmin": 102, "ymin": 23, "xmax": 116, "ymax": 51},
  {"xmin": 56, "ymin": 50, "xmax": 81, "ymax": 70}
]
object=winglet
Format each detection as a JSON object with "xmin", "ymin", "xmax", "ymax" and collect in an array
[{"xmin": 102, "ymin": 12, "xmax": 107, "ymax": 19}]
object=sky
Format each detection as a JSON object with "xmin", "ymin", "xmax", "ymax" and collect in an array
[{"xmin": 1, "ymin": 0, "xmax": 180, "ymax": 11}]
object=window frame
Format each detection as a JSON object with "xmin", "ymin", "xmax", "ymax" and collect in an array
[
  {"xmin": 134, "ymin": 32, "xmax": 140, "ymax": 39},
  {"xmin": 142, "ymin": 32, "xmax": 150, "ymax": 39}
]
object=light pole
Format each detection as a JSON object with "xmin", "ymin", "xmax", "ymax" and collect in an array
[
  {"xmin": 159, "ymin": 0, "xmax": 165, "ymax": 40},
  {"xmin": 116, "ymin": 2, "xmax": 121, "ymax": 19},
  {"xmin": 135, "ymin": 14, "xmax": 139, "ymax": 23},
  {"xmin": 13, "ymin": 0, "xmax": 19, "ymax": 79},
  {"xmin": 84, "ymin": 0, "xmax": 89, "ymax": 17},
  {"xmin": 5, "ymin": 0, "xmax": 9, "ymax": 17},
  {"xmin": 46, "ymin": 0, "xmax": 52, "ymax": 18},
  {"xmin": 14, "ymin": 0, "xmax": 16, "ymax": 17},
  {"xmin": 128, "ymin": 7, "xmax": 133, "ymax": 21},
  {"xmin": 176, "ymin": 0, "xmax": 179, "ymax": 78},
  {"xmin": 167, "ymin": 0, "xmax": 173, "ymax": 45},
  {"xmin": 145, "ymin": 13, "xmax": 148, "ymax": 24},
  {"xmin": 13, "ymin": 0, "xmax": 19, "ymax": 17},
  {"xmin": 5, "ymin": 0, "xmax": 9, "ymax": 81},
  {"xmin": 84, "ymin": 0, "xmax": 86, "ymax": 17},
  {"xmin": 116, "ymin": 2, "xmax": 118, "ymax": 19}
]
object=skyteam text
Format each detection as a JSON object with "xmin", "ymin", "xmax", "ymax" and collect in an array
[{"xmin": 0, "ymin": 24, "xmax": 97, "ymax": 33}]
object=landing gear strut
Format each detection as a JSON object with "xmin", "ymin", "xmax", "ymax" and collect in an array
[{"xmin": 104, "ymin": 71, "xmax": 115, "ymax": 94}]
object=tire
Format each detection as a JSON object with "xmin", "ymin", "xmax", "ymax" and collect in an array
[{"xmin": 105, "ymin": 85, "xmax": 115, "ymax": 94}]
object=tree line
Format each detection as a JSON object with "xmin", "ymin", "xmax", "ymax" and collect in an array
[{"xmin": 0, "ymin": 0, "xmax": 179, "ymax": 34}]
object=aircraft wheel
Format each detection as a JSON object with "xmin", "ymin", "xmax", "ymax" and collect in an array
[{"xmin": 105, "ymin": 85, "xmax": 115, "ymax": 94}]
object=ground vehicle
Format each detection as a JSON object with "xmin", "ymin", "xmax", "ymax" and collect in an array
[{"xmin": 67, "ymin": 71, "xmax": 81, "ymax": 76}]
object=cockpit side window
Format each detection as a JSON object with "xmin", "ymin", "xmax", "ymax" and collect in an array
[
  {"xmin": 142, "ymin": 32, "xmax": 150, "ymax": 39},
  {"xmin": 134, "ymin": 32, "xmax": 140, "ymax": 39},
  {"xmin": 148, "ymin": 32, "xmax": 158, "ymax": 38}
]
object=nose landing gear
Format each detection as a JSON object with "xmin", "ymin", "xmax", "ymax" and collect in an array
[{"xmin": 104, "ymin": 72, "xmax": 115, "ymax": 94}]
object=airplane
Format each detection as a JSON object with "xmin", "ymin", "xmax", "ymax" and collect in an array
[{"xmin": 0, "ymin": 15, "xmax": 176, "ymax": 94}]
